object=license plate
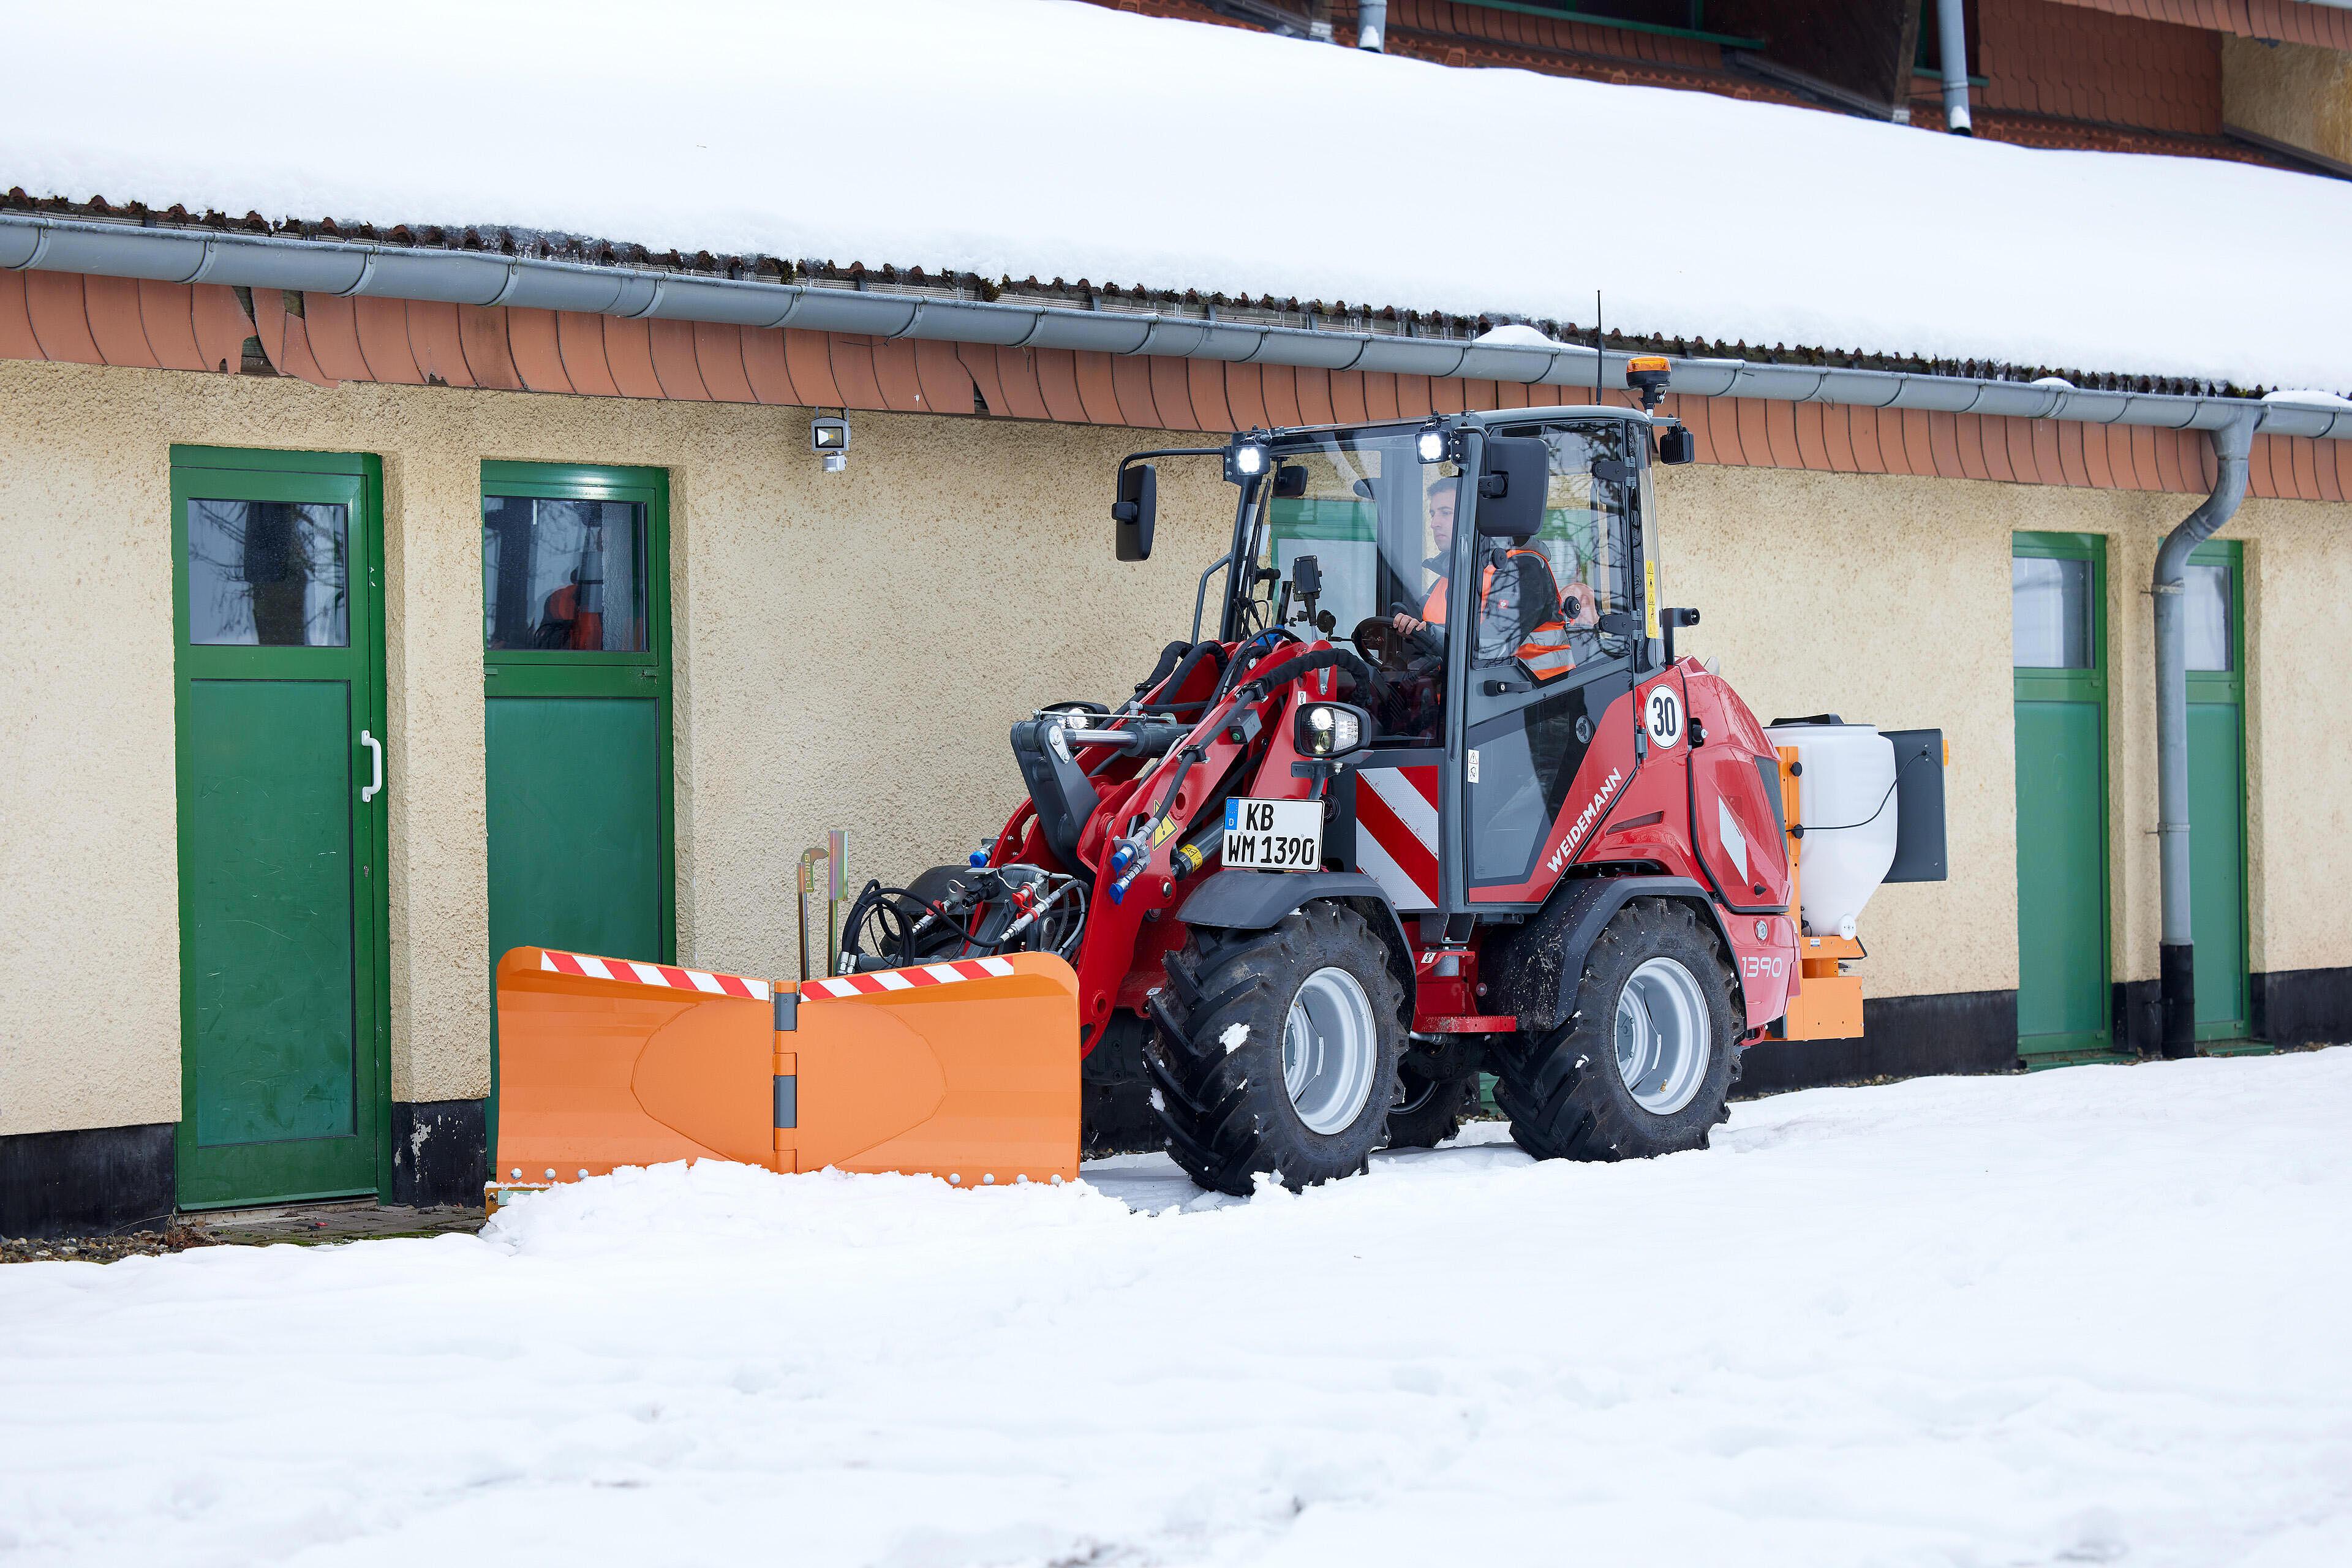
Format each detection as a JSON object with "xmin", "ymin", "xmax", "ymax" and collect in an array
[{"xmin": 1223, "ymin": 797, "xmax": 1324, "ymax": 872}]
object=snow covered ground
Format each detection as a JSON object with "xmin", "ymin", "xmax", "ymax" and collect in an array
[
  {"xmin": 5, "ymin": 1049, "xmax": 2348, "ymax": 1567},
  {"xmin": 7, "ymin": 0, "xmax": 2352, "ymax": 390}
]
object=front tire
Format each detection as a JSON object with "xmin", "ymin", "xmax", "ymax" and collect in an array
[
  {"xmin": 1148, "ymin": 903, "xmax": 1405, "ymax": 1195},
  {"xmin": 1492, "ymin": 899, "xmax": 1736, "ymax": 1161}
]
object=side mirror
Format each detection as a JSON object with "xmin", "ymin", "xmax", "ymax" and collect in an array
[
  {"xmin": 1473, "ymin": 434, "xmax": 1549, "ymax": 538},
  {"xmin": 1114, "ymin": 462, "xmax": 1158, "ymax": 562},
  {"xmin": 1273, "ymin": 464, "xmax": 1310, "ymax": 499},
  {"xmin": 1656, "ymin": 424, "xmax": 1696, "ymax": 466}
]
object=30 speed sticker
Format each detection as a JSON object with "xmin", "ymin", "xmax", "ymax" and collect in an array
[{"xmin": 1644, "ymin": 683, "xmax": 1684, "ymax": 749}]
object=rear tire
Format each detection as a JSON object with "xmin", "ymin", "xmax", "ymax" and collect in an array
[
  {"xmin": 1383, "ymin": 1065, "xmax": 1477, "ymax": 1150},
  {"xmin": 1492, "ymin": 899, "xmax": 1736, "ymax": 1162},
  {"xmin": 1149, "ymin": 903, "xmax": 1405, "ymax": 1195}
]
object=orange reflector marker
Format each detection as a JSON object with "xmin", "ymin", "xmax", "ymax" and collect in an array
[{"xmin": 491, "ymin": 946, "xmax": 1080, "ymax": 1206}]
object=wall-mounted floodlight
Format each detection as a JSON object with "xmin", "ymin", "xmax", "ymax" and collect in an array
[
  {"xmin": 1223, "ymin": 435, "xmax": 1270, "ymax": 486},
  {"xmin": 811, "ymin": 415, "xmax": 850, "ymax": 473}
]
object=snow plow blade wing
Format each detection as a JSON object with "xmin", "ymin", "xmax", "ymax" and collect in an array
[{"xmin": 492, "ymin": 948, "xmax": 1080, "ymax": 1204}]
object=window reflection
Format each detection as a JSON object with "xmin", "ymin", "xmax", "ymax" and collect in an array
[
  {"xmin": 187, "ymin": 500, "xmax": 350, "ymax": 647},
  {"xmin": 2012, "ymin": 556, "xmax": 2092, "ymax": 669},
  {"xmin": 2185, "ymin": 562, "xmax": 2232, "ymax": 673},
  {"xmin": 481, "ymin": 497, "xmax": 648, "ymax": 652}
]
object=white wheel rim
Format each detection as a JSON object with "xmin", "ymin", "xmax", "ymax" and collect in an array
[
  {"xmin": 1283, "ymin": 967, "xmax": 1378, "ymax": 1135},
  {"xmin": 1614, "ymin": 957, "xmax": 1711, "ymax": 1115}
]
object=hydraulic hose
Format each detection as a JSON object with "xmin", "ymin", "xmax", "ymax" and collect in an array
[
  {"xmin": 1141, "ymin": 639, "xmax": 1229, "ymax": 715},
  {"xmin": 1131, "ymin": 640, "xmax": 1189, "ymax": 702},
  {"xmin": 1235, "ymin": 646, "xmax": 1376, "ymax": 704}
]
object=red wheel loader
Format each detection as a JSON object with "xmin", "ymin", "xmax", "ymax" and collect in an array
[{"xmin": 491, "ymin": 360, "xmax": 1945, "ymax": 1207}]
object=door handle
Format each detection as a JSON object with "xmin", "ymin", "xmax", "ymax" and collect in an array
[{"xmin": 361, "ymin": 730, "xmax": 384, "ymax": 804}]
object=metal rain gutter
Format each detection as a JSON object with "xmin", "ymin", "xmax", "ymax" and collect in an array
[{"xmin": 4, "ymin": 211, "xmax": 2351, "ymax": 441}]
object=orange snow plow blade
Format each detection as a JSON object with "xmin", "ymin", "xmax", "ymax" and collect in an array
[{"xmin": 489, "ymin": 947, "xmax": 1080, "ymax": 1208}]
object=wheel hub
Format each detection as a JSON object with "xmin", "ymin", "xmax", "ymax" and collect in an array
[
  {"xmin": 1283, "ymin": 967, "xmax": 1378, "ymax": 1135},
  {"xmin": 1613, "ymin": 956, "xmax": 1711, "ymax": 1115}
]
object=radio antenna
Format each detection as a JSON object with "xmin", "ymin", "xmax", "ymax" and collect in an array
[{"xmin": 1593, "ymin": 290, "xmax": 1603, "ymax": 400}]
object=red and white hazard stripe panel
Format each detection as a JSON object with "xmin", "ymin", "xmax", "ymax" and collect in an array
[
  {"xmin": 802, "ymin": 956, "xmax": 1017, "ymax": 1000},
  {"xmin": 1355, "ymin": 765, "xmax": 1439, "ymax": 913},
  {"xmin": 538, "ymin": 949, "xmax": 772, "ymax": 1003}
]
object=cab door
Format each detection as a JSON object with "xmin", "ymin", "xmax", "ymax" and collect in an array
[{"xmin": 1461, "ymin": 421, "xmax": 1644, "ymax": 905}]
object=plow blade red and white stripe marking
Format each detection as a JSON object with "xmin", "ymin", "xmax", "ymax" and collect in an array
[
  {"xmin": 538, "ymin": 948, "xmax": 772, "ymax": 1002},
  {"xmin": 801, "ymin": 956, "xmax": 1017, "ymax": 1000}
]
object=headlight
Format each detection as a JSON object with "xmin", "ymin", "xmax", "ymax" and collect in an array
[
  {"xmin": 1224, "ymin": 439, "xmax": 1270, "ymax": 484},
  {"xmin": 1294, "ymin": 701, "xmax": 1370, "ymax": 758},
  {"xmin": 1415, "ymin": 426, "xmax": 1448, "ymax": 464}
]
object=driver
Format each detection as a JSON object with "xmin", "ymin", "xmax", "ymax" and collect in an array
[{"xmin": 1390, "ymin": 478, "xmax": 1578, "ymax": 682}]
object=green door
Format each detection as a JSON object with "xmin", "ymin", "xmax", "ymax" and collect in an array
[
  {"xmin": 172, "ymin": 448, "xmax": 389, "ymax": 1207},
  {"xmin": 2013, "ymin": 533, "xmax": 2114, "ymax": 1061},
  {"xmin": 2184, "ymin": 541, "xmax": 2250, "ymax": 1042},
  {"xmin": 481, "ymin": 462, "xmax": 673, "ymax": 1142}
]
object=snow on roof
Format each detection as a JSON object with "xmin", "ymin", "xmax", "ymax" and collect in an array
[{"xmin": 7, "ymin": 0, "xmax": 2351, "ymax": 394}]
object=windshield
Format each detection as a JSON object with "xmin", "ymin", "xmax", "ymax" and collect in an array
[
  {"xmin": 1235, "ymin": 428, "xmax": 1457, "ymax": 741},
  {"xmin": 1229, "ymin": 428, "xmax": 1447, "ymax": 635}
]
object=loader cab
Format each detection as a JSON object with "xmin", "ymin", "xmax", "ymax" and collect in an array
[
  {"xmin": 1222, "ymin": 412, "xmax": 1657, "ymax": 715},
  {"xmin": 1221, "ymin": 410, "xmax": 1663, "ymax": 905}
]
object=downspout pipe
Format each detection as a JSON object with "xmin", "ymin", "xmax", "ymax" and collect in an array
[
  {"xmin": 2152, "ymin": 410, "xmax": 2255, "ymax": 1058},
  {"xmin": 1357, "ymin": 0, "xmax": 1387, "ymax": 51},
  {"xmin": 1937, "ymin": 0, "xmax": 1973, "ymax": 135}
]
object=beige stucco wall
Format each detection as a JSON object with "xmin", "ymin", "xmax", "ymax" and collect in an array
[
  {"xmin": 0, "ymin": 356, "xmax": 1224, "ymax": 1136},
  {"xmin": 1660, "ymin": 463, "xmax": 2352, "ymax": 1005},
  {"xmin": 2223, "ymin": 35, "xmax": 2352, "ymax": 168},
  {"xmin": 4, "ymin": 351, "xmax": 2349, "ymax": 1137},
  {"xmin": 1653, "ymin": 466, "xmax": 2019, "ymax": 1002}
]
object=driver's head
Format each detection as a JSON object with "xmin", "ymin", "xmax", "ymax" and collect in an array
[{"xmin": 1427, "ymin": 478, "xmax": 1459, "ymax": 551}]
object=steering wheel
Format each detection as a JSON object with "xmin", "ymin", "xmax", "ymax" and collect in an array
[{"xmin": 1351, "ymin": 616, "xmax": 1408, "ymax": 671}]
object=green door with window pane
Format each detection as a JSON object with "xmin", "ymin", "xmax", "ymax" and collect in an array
[
  {"xmin": 173, "ymin": 448, "xmax": 390, "ymax": 1207},
  {"xmin": 481, "ymin": 463, "xmax": 673, "ymax": 1144},
  {"xmin": 2013, "ymin": 533, "xmax": 2113, "ymax": 1060},
  {"xmin": 2184, "ymin": 541, "xmax": 2249, "ymax": 1042}
]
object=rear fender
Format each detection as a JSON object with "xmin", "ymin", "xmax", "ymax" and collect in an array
[{"xmin": 1479, "ymin": 875, "xmax": 1744, "ymax": 1036}]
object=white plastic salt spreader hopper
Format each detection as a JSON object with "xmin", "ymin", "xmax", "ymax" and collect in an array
[{"xmin": 1762, "ymin": 718, "xmax": 1948, "ymax": 1041}]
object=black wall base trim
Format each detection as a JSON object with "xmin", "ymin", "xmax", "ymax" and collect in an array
[
  {"xmin": 1, "ymin": 1123, "xmax": 175, "ymax": 1239},
  {"xmin": 2113, "ymin": 977, "xmax": 2161, "ymax": 1058},
  {"xmin": 391, "ymin": 1099, "xmax": 488, "ymax": 1208},
  {"xmin": 2253, "ymin": 966, "xmax": 2352, "ymax": 1047},
  {"xmin": 1735, "ymin": 989, "xmax": 2018, "ymax": 1096}
]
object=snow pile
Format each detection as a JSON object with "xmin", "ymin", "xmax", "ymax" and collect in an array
[
  {"xmin": 5, "ymin": 0, "xmax": 2352, "ymax": 391},
  {"xmin": 5, "ymin": 1050, "xmax": 2351, "ymax": 1566}
]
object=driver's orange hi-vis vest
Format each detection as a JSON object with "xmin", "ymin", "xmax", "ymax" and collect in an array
[{"xmin": 1420, "ymin": 548, "xmax": 1578, "ymax": 680}]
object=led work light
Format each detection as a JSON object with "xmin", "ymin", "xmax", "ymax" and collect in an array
[
  {"xmin": 1294, "ymin": 701, "xmax": 1371, "ymax": 759},
  {"xmin": 1224, "ymin": 437, "xmax": 1270, "ymax": 484}
]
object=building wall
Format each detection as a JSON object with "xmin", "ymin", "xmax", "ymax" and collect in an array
[
  {"xmin": 2, "ymin": 353, "xmax": 2348, "ymax": 1152},
  {"xmin": 0, "ymin": 356, "xmax": 1226, "ymax": 1139},
  {"xmin": 2223, "ymin": 34, "xmax": 2352, "ymax": 167}
]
